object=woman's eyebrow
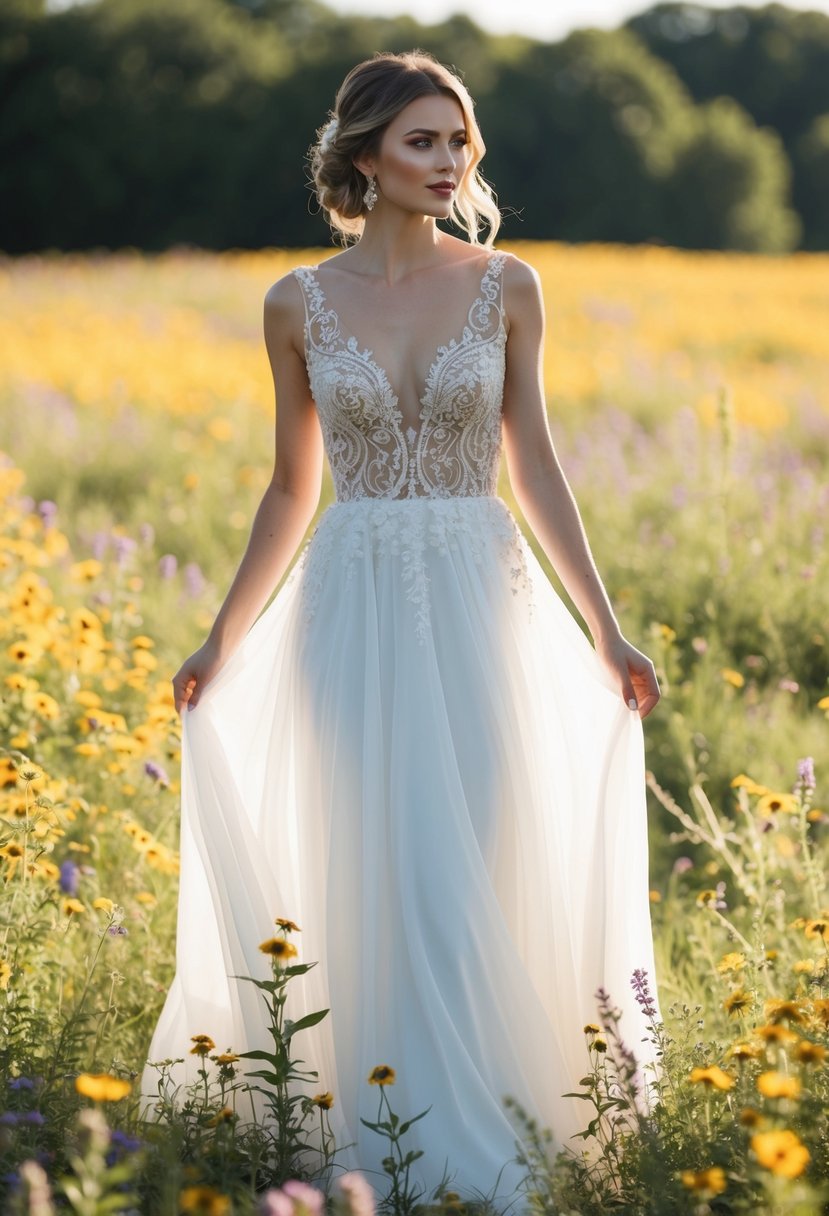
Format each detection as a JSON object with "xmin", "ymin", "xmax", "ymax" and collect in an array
[{"xmin": 403, "ymin": 127, "xmax": 467, "ymax": 137}]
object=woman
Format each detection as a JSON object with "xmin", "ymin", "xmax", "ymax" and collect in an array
[{"xmin": 141, "ymin": 49, "xmax": 663, "ymax": 1206}]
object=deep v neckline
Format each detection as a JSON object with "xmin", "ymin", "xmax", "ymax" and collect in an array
[{"xmin": 302, "ymin": 252, "xmax": 505, "ymax": 438}]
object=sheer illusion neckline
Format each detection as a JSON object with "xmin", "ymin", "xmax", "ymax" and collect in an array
[{"xmin": 299, "ymin": 252, "xmax": 507, "ymax": 437}]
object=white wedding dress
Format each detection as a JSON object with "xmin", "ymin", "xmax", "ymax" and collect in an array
[{"xmin": 140, "ymin": 251, "xmax": 663, "ymax": 1205}]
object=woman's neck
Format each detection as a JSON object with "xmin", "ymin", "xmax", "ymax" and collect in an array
[{"xmin": 345, "ymin": 211, "xmax": 449, "ymax": 284}]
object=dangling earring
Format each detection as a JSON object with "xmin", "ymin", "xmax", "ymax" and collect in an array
[{"xmin": 363, "ymin": 175, "xmax": 378, "ymax": 212}]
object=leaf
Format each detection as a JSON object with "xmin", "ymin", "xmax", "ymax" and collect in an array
[
  {"xmin": 283, "ymin": 1008, "xmax": 329, "ymax": 1035},
  {"xmin": 397, "ymin": 1105, "xmax": 432, "ymax": 1134}
]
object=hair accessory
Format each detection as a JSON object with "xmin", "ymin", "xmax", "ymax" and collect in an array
[
  {"xmin": 363, "ymin": 175, "xmax": 378, "ymax": 211},
  {"xmin": 320, "ymin": 116, "xmax": 339, "ymax": 152}
]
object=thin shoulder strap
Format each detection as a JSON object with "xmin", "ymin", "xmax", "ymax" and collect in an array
[{"xmin": 293, "ymin": 264, "xmax": 326, "ymax": 324}]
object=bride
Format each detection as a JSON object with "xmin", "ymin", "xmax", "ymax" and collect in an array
[{"xmin": 142, "ymin": 48, "xmax": 663, "ymax": 1207}]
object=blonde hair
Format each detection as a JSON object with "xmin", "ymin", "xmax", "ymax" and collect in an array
[{"xmin": 308, "ymin": 50, "xmax": 500, "ymax": 247}]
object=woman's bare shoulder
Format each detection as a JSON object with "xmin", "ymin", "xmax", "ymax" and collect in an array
[{"xmin": 497, "ymin": 249, "xmax": 541, "ymax": 291}]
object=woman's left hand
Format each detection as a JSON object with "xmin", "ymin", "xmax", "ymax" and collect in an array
[{"xmin": 595, "ymin": 634, "xmax": 661, "ymax": 720}]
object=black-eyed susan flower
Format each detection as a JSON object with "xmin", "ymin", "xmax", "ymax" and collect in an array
[
  {"xmin": 312, "ymin": 1091, "xmax": 334, "ymax": 1109},
  {"xmin": 258, "ymin": 937, "xmax": 298, "ymax": 962},
  {"xmin": 757, "ymin": 793, "xmax": 798, "ymax": 817},
  {"xmin": 275, "ymin": 917, "xmax": 300, "ymax": 933},
  {"xmin": 75, "ymin": 1073, "xmax": 131, "ymax": 1102},
  {"xmin": 727, "ymin": 1042, "xmax": 762, "ymax": 1062},
  {"xmin": 793, "ymin": 1041, "xmax": 826, "ymax": 1065},
  {"xmin": 754, "ymin": 1024, "xmax": 799, "ymax": 1046},
  {"xmin": 724, "ymin": 989, "xmax": 752, "ymax": 1016},
  {"xmin": 582, "ymin": 1023, "xmax": 601, "ymax": 1035},
  {"xmin": 190, "ymin": 1034, "xmax": 216, "ymax": 1056},
  {"xmin": 751, "ymin": 1129, "xmax": 810, "ymax": 1178},
  {"xmin": 731, "ymin": 773, "xmax": 769, "ymax": 796},
  {"xmin": 688, "ymin": 1065, "xmax": 735, "ymax": 1091},
  {"xmin": 804, "ymin": 918, "xmax": 829, "ymax": 941},
  {"xmin": 215, "ymin": 1053, "xmax": 239, "ymax": 1065},
  {"xmin": 368, "ymin": 1065, "xmax": 396, "ymax": 1086},
  {"xmin": 756, "ymin": 1071, "xmax": 801, "ymax": 1099},
  {"xmin": 205, "ymin": 1106, "xmax": 235, "ymax": 1127},
  {"xmin": 740, "ymin": 1107, "xmax": 765, "ymax": 1127},
  {"xmin": 179, "ymin": 1185, "xmax": 231, "ymax": 1215},
  {"xmin": 63, "ymin": 898, "xmax": 86, "ymax": 916},
  {"xmin": 763, "ymin": 997, "xmax": 802, "ymax": 1026},
  {"xmin": 717, "ymin": 952, "xmax": 746, "ymax": 974},
  {"xmin": 679, "ymin": 1166, "xmax": 727, "ymax": 1195},
  {"xmin": 589, "ymin": 1035, "xmax": 607, "ymax": 1053}
]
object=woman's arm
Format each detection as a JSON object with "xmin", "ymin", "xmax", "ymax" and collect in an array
[
  {"xmin": 173, "ymin": 274, "xmax": 323, "ymax": 712},
  {"xmin": 500, "ymin": 255, "xmax": 660, "ymax": 719}
]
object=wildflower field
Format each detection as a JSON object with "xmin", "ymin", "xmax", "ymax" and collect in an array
[{"xmin": 1, "ymin": 240, "xmax": 828, "ymax": 1214}]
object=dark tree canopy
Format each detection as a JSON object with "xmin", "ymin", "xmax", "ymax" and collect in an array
[{"xmin": 0, "ymin": 0, "xmax": 825, "ymax": 252}]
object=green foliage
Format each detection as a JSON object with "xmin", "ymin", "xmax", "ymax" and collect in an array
[{"xmin": 0, "ymin": 1, "xmax": 825, "ymax": 251}]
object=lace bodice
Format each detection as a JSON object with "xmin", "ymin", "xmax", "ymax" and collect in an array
[{"xmin": 293, "ymin": 252, "xmax": 508, "ymax": 501}]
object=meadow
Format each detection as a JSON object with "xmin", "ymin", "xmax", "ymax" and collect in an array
[{"xmin": 1, "ymin": 240, "xmax": 828, "ymax": 1214}]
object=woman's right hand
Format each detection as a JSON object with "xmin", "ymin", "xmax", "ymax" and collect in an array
[{"xmin": 172, "ymin": 639, "xmax": 231, "ymax": 715}]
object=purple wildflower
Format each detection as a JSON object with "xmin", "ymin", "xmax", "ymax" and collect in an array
[
  {"xmin": 107, "ymin": 924, "xmax": 128, "ymax": 937},
  {"xmin": 37, "ymin": 500, "xmax": 58, "ymax": 527},
  {"xmin": 259, "ymin": 1191, "xmax": 294, "ymax": 1216},
  {"xmin": 0, "ymin": 1112, "xmax": 19, "ymax": 1126},
  {"xmin": 631, "ymin": 968, "xmax": 659, "ymax": 1020},
  {"xmin": 282, "ymin": 1180, "xmax": 326, "ymax": 1216},
  {"xmin": 59, "ymin": 859, "xmax": 80, "ymax": 896},
  {"xmin": 143, "ymin": 759, "xmax": 169, "ymax": 787},
  {"xmin": 672, "ymin": 856, "xmax": 694, "ymax": 875},
  {"xmin": 158, "ymin": 553, "xmax": 178, "ymax": 579},
  {"xmin": 90, "ymin": 530, "xmax": 110, "ymax": 560},
  {"xmin": 113, "ymin": 535, "xmax": 137, "ymax": 567},
  {"xmin": 20, "ymin": 1111, "xmax": 45, "ymax": 1125},
  {"xmin": 183, "ymin": 561, "xmax": 205, "ymax": 597},
  {"xmin": 337, "ymin": 1172, "xmax": 376, "ymax": 1216},
  {"xmin": 139, "ymin": 522, "xmax": 155, "ymax": 546},
  {"xmin": 8, "ymin": 1077, "xmax": 34, "ymax": 1091},
  {"xmin": 796, "ymin": 757, "xmax": 816, "ymax": 797}
]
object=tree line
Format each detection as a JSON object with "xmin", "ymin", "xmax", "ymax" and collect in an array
[{"xmin": 2, "ymin": 0, "xmax": 828, "ymax": 253}]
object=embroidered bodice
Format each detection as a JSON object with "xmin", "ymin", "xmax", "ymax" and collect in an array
[{"xmin": 293, "ymin": 252, "xmax": 508, "ymax": 501}]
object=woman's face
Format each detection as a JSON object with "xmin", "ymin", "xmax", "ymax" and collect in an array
[{"xmin": 358, "ymin": 93, "xmax": 471, "ymax": 219}]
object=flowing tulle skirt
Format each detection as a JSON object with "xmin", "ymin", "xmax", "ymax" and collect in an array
[{"xmin": 140, "ymin": 494, "xmax": 662, "ymax": 1205}]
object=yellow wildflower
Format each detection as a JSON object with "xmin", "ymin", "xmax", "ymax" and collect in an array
[
  {"xmin": 717, "ymin": 952, "xmax": 746, "ymax": 973},
  {"xmin": 368, "ymin": 1065, "xmax": 396, "ymax": 1086},
  {"xmin": 312, "ymin": 1091, "xmax": 334, "ymax": 1109},
  {"xmin": 727, "ymin": 1043, "xmax": 762, "ymax": 1061},
  {"xmin": 92, "ymin": 898, "xmax": 115, "ymax": 914},
  {"xmin": 63, "ymin": 898, "xmax": 86, "ymax": 916},
  {"xmin": 179, "ymin": 1186, "xmax": 231, "ymax": 1215},
  {"xmin": 0, "ymin": 960, "xmax": 11, "ymax": 989},
  {"xmin": 679, "ymin": 1166, "xmax": 727, "ymax": 1195},
  {"xmin": 764, "ymin": 999, "xmax": 805, "ymax": 1025},
  {"xmin": 215, "ymin": 1053, "xmax": 240, "ymax": 1065},
  {"xmin": 757, "ymin": 793, "xmax": 798, "ymax": 816},
  {"xmin": 75, "ymin": 1073, "xmax": 131, "ymax": 1102},
  {"xmin": 751, "ymin": 1129, "xmax": 810, "ymax": 1178},
  {"xmin": 190, "ymin": 1034, "xmax": 215, "ymax": 1056},
  {"xmin": 589, "ymin": 1035, "xmax": 608, "ymax": 1052},
  {"xmin": 755, "ymin": 1024, "xmax": 799, "ymax": 1045},
  {"xmin": 258, "ymin": 937, "xmax": 298, "ymax": 962},
  {"xmin": 793, "ymin": 1041, "xmax": 826, "ymax": 1064},
  {"xmin": 69, "ymin": 559, "xmax": 103, "ymax": 582},
  {"xmin": 805, "ymin": 919, "xmax": 829, "ymax": 940},
  {"xmin": 688, "ymin": 1065, "xmax": 735, "ymax": 1091},
  {"xmin": 756, "ymin": 1071, "xmax": 801, "ymax": 1099},
  {"xmin": 274, "ymin": 917, "xmax": 301, "ymax": 933},
  {"xmin": 583, "ymin": 1023, "xmax": 601, "ymax": 1035},
  {"xmin": 724, "ymin": 989, "xmax": 752, "ymax": 1016},
  {"xmin": 730, "ymin": 773, "xmax": 768, "ymax": 796},
  {"xmin": 205, "ymin": 1107, "xmax": 235, "ymax": 1127},
  {"xmin": 721, "ymin": 668, "xmax": 745, "ymax": 688}
]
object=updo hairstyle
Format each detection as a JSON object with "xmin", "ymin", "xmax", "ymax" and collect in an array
[{"xmin": 308, "ymin": 50, "xmax": 500, "ymax": 246}]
